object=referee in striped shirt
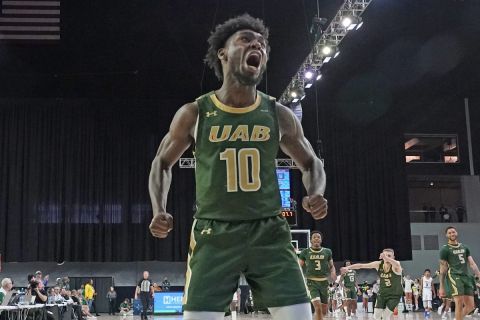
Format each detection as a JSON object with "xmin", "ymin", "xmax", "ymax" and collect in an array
[{"xmin": 136, "ymin": 271, "xmax": 153, "ymax": 320}]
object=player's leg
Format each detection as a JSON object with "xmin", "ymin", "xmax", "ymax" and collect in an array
[
  {"xmin": 462, "ymin": 296, "xmax": 475, "ymax": 317},
  {"xmin": 384, "ymin": 296, "xmax": 400, "ymax": 320},
  {"xmin": 461, "ymin": 276, "xmax": 476, "ymax": 317},
  {"xmin": 244, "ymin": 216, "xmax": 311, "ymax": 319},
  {"xmin": 454, "ymin": 296, "xmax": 464, "ymax": 320},
  {"xmin": 183, "ymin": 311, "xmax": 225, "ymax": 320},
  {"xmin": 311, "ymin": 299, "xmax": 322, "ymax": 320},
  {"xmin": 373, "ymin": 308, "xmax": 385, "ymax": 320},
  {"xmin": 373, "ymin": 295, "xmax": 385, "ymax": 320},
  {"xmin": 345, "ymin": 298, "xmax": 351, "ymax": 317},
  {"xmin": 269, "ymin": 302, "xmax": 313, "ymax": 320},
  {"xmin": 182, "ymin": 219, "xmax": 244, "ymax": 314},
  {"xmin": 319, "ymin": 281, "xmax": 329, "ymax": 316}
]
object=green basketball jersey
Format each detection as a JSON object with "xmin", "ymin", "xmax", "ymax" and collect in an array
[
  {"xmin": 194, "ymin": 91, "xmax": 281, "ymax": 221},
  {"xmin": 343, "ymin": 270, "xmax": 357, "ymax": 288},
  {"xmin": 439, "ymin": 243, "xmax": 471, "ymax": 275},
  {"xmin": 299, "ymin": 247, "xmax": 332, "ymax": 279},
  {"xmin": 377, "ymin": 261, "xmax": 403, "ymax": 296}
]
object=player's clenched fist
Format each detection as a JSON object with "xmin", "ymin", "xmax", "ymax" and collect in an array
[
  {"xmin": 149, "ymin": 212, "xmax": 174, "ymax": 238},
  {"xmin": 302, "ymin": 194, "xmax": 328, "ymax": 220}
]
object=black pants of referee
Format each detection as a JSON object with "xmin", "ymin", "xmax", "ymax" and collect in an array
[{"xmin": 139, "ymin": 292, "xmax": 151, "ymax": 319}]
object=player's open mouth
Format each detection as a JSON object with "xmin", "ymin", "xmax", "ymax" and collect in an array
[{"xmin": 246, "ymin": 52, "xmax": 261, "ymax": 70}]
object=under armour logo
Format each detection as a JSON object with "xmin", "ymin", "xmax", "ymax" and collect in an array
[
  {"xmin": 201, "ymin": 228, "xmax": 212, "ymax": 235},
  {"xmin": 206, "ymin": 111, "xmax": 218, "ymax": 118}
]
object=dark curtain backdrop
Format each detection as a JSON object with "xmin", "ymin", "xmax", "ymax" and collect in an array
[
  {"xmin": 0, "ymin": 99, "xmax": 195, "ymax": 262},
  {"xmin": 0, "ymin": 97, "xmax": 410, "ymax": 262},
  {"xmin": 290, "ymin": 110, "xmax": 411, "ymax": 261}
]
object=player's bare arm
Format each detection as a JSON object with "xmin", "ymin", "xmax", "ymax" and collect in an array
[
  {"xmin": 438, "ymin": 259, "xmax": 448, "ymax": 297},
  {"xmin": 341, "ymin": 261, "xmax": 381, "ymax": 274},
  {"xmin": 329, "ymin": 259, "xmax": 336, "ymax": 281},
  {"xmin": 467, "ymin": 256, "xmax": 480, "ymax": 278},
  {"xmin": 277, "ymin": 103, "xmax": 327, "ymax": 220},
  {"xmin": 149, "ymin": 102, "xmax": 198, "ymax": 238},
  {"xmin": 380, "ymin": 253, "xmax": 402, "ymax": 274},
  {"xmin": 298, "ymin": 259, "xmax": 305, "ymax": 268}
]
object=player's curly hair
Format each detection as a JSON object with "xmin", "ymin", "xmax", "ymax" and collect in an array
[{"xmin": 205, "ymin": 13, "xmax": 270, "ymax": 81}]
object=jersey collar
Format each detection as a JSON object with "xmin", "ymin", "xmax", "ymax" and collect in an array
[{"xmin": 209, "ymin": 92, "xmax": 261, "ymax": 114}]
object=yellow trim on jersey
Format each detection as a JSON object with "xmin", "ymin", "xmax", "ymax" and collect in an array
[
  {"xmin": 447, "ymin": 270, "xmax": 459, "ymax": 296},
  {"xmin": 182, "ymin": 219, "xmax": 198, "ymax": 305},
  {"xmin": 447, "ymin": 243, "xmax": 462, "ymax": 248},
  {"xmin": 307, "ymin": 277, "xmax": 328, "ymax": 281},
  {"xmin": 209, "ymin": 93, "xmax": 261, "ymax": 114},
  {"xmin": 309, "ymin": 247, "xmax": 324, "ymax": 253}
]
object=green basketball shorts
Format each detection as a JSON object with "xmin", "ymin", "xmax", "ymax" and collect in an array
[
  {"xmin": 306, "ymin": 279, "xmax": 329, "ymax": 304},
  {"xmin": 182, "ymin": 215, "xmax": 310, "ymax": 312},
  {"xmin": 446, "ymin": 272, "xmax": 474, "ymax": 297},
  {"xmin": 344, "ymin": 286, "xmax": 357, "ymax": 300},
  {"xmin": 375, "ymin": 294, "xmax": 401, "ymax": 311}
]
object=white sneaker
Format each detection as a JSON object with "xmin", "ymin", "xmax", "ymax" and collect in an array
[
  {"xmin": 442, "ymin": 314, "xmax": 447, "ymax": 319},
  {"xmin": 438, "ymin": 305, "xmax": 444, "ymax": 315}
]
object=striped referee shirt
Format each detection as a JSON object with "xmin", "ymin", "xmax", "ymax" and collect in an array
[{"xmin": 138, "ymin": 279, "xmax": 152, "ymax": 292}]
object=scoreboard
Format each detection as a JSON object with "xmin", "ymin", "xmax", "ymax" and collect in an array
[{"xmin": 281, "ymin": 208, "xmax": 297, "ymax": 226}]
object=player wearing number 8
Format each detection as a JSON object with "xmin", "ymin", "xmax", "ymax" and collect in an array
[
  {"xmin": 439, "ymin": 226, "xmax": 480, "ymax": 320},
  {"xmin": 340, "ymin": 249, "xmax": 403, "ymax": 320}
]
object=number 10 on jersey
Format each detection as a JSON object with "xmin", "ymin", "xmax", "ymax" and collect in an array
[{"xmin": 220, "ymin": 148, "xmax": 261, "ymax": 192}]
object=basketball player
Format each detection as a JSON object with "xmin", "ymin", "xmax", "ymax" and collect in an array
[
  {"xmin": 341, "ymin": 249, "xmax": 403, "ymax": 320},
  {"xmin": 403, "ymin": 274, "xmax": 413, "ymax": 311},
  {"xmin": 148, "ymin": 14, "xmax": 327, "ymax": 320},
  {"xmin": 420, "ymin": 269, "xmax": 434, "ymax": 319},
  {"xmin": 299, "ymin": 232, "xmax": 336, "ymax": 320},
  {"xmin": 340, "ymin": 261, "xmax": 359, "ymax": 319},
  {"xmin": 439, "ymin": 226, "xmax": 480, "ymax": 320}
]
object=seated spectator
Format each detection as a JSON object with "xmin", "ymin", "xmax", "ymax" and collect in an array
[
  {"xmin": 69, "ymin": 290, "xmax": 83, "ymax": 320},
  {"xmin": 161, "ymin": 277, "xmax": 170, "ymax": 292},
  {"xmin": 119, "ymin": 298, "xmax": 132, "ymax": 316},
  {"xmin": 0, "ymin": 278, "xmax": 13, "ymax": 304},
  {"xmin": 72, "ymin": 290, "xmax": 95, "ymax": 319},
  {"xmin": 63, "ymin": 290, "xmax": 74, "ymax": 303},
  {"xmin": 152, "ymin": 283, "xmax": 162, "ymax": 292},
  {"xmin": 53, "ymin": 286, "xmax": 67, "ymax": 303}
]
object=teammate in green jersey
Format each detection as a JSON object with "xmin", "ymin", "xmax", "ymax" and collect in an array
[
  {"xmin": 148, "ymin": 14, "xmax": 327, "ymax": 320},
  {"xmin": 340, "ymin": 260, "xmax": 359, "ymax": 319},
  {"xmin": 439, "ymin": 226, "xmax": 480, "ymax": 320},
  {"xmin": 298, "ymin": 231, "xmax": 336, "ymax": 320},
  {"xmin": 340, "ymin": 249, "xmax": 403, "ymax": 320}
]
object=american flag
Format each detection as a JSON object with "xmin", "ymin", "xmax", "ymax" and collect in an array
[{"xmin": 0, "ymin": 0, "xmax": 60, "ymax": 41}]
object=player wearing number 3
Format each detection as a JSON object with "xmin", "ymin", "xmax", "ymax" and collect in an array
[
  {"xmin": 439, "ymin": 226, "xmax": 480, "ymax": 320},
  {"xmin": 298, "ymin": 231, "xmax": 336, "ymax": 320},
  {"xmin": 340, "ymin": 249, "xmax": 403, "ymax": 320},
  {"xmin": 148, "ymin": 14, "xmax": 327, "ymax": 320}
]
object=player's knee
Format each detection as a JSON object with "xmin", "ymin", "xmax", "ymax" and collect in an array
[
  {"xmin": 269, "ymin": 302, "xmax": 312, "ymax": 320},
  {"xmin": 384, "ymin": 307, "xmax": 394, "ymax": 319},
  {"xmin": 183, "ymin": 311, "xmax": 225, "ymax": 320},
  {"xmin": 373, "ymin": 308, "xmax": 384, "ymax": 320}
]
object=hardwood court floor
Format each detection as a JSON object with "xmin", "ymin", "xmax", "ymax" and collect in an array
[{"xmin": 96, "ymin": 309, "xmax": 467, "ymax": 319}]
